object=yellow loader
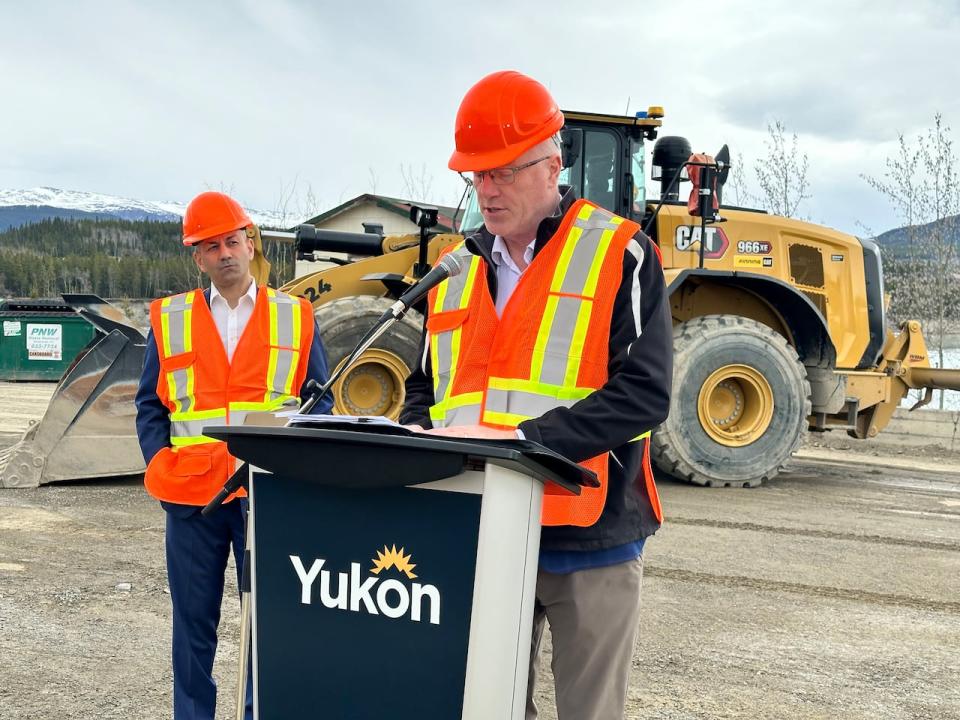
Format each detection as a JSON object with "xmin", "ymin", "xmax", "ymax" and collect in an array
[
  {"xmin": 279, "ymin": 108, "xmax": 960, "ymax": 487},
  {"xmin": 3, "ymin": 108, "xmax": 958, "ymax": 488}
]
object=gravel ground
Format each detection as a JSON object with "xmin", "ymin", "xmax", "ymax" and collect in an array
[{"xmin": 1, "ymin": 383, "xmax": 959, "ymax": 719}]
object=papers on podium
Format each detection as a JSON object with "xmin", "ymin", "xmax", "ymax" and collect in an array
[
  {"xmin": 282, "ymin": 412, "xmax": 403, "ymax": 428},
  {"xmin": 280, "ymin": 413, "xmax": 416, "ymax": 436}
]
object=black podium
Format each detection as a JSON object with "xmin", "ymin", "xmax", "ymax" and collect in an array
[{"xmin": 206, "ymin": 424, "xmax": 596, "ymax": 720}]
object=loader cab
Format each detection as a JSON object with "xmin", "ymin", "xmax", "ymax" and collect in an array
[{"xmin": 459, "ymin": 109, "xmax": 663, "ymax": 232}]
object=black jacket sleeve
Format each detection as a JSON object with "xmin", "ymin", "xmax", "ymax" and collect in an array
[{"xmin": 399, "ymin": 322, "xmax": 434, "ymax": 428}]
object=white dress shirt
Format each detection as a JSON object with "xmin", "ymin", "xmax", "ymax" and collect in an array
[
  {"xmin": 490, "ymin": 235, "xmax": 536, "ymax": 316},
  {"xmin": 209, "ymin": 281, "xmax": 257, "ymax": 361},
  {"xmin": 490, "ymin": 236, "xmax": 535, "ymax": 439}
]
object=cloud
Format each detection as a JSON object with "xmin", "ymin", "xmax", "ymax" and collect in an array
[
  {"xmin": 0, "ymin": 0, "xmax": 956, "ymax": 235},
  {"xmin": 706, "ymin": 1, "xmax": 960, "ymax": 142}
]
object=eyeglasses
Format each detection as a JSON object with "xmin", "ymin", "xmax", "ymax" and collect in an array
[{"xmin": 460, "ymin": 155, "xmax": 552, "ymax": 187}]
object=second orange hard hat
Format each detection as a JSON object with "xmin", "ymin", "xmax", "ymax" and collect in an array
[
  {"xmin": 182, "ymin": 191, "xmax": 253, "ymax": 246},
  {"xmin": 448, "ymin": 70, "xmax": 564, "ymax": 172}
]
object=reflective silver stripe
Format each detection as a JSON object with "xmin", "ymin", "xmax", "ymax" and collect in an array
[
  {"xmin": 557, "ymin": 213, "xmax": 620, "ymax": 296},
  {"xmin": 170, "ymin": 417, "xmax": 222, "ymax": 440},
  {"xmin": 438, "ymin": 247, "xmax": 477, "ymax": 312},
  {"xmin": 433, "ymin": 329, "xmax": 456, "ymax": 409},
  {"xmin": 160, "ymin": 292, "xmax": 193, "ymax": 356},
  {"xmin": 160, "ymin": 292, "xmax": 195, "ymax": 412},
  {"xmin": 268, "ymin": 291, "xmax": 301, "ymax": 399},
  {"xmin": 269, "ymin": 293, "xmax": 297, "ymax": 347},
  {"xmin": 536, "ymin": 205, "xmax": 620, "ymax": 386},
  {"xmin": 485, "ymin": 389, "xmax": 580, "ymax": 417},
  {"xmin": 430, "ymin": 246, "xmax": 479, "ymax": 418},
  {"xmin": 171, "ymin": 368, "xmax": 193, "ymax": 414},
  {"xmin": 444, "ymin": 405, "xmax": 482, "ymax": 426},
  {"xmin": 270, "ymin": 348, "xmax": 297, "ymax": 400},
  {"xmin": 485, "ymin": 205, "xmax": 622, "ymax": 416},
  {"xmin": 540, "ymin": 295, "xmax": 587, "ymax": 386}
]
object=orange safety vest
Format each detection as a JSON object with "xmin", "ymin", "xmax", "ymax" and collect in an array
[
  {"xmin": 427, "ymin": 199, "xmax": 660, "ymax": 527},
  {"xmin": 144, "ymin": 286, "xmax": 314, "ymax": 505}
]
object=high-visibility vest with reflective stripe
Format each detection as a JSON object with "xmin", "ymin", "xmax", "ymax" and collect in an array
[
  {"xmin": 144, "ymin": 286, "xmax": 314, "ymax": 505},
  {"xmin": 427, "ymin": 199, "xmax": 661, "ymax": 527}
]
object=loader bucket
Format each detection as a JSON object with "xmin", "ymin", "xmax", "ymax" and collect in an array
[{"xmin": 0, "ymin": 296, "xmax": 147, "ymax": 488}]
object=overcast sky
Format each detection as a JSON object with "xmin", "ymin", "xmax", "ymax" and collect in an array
[{"xmin": 2, "ymin": 0, "xmax": 958, "ymax": 235}]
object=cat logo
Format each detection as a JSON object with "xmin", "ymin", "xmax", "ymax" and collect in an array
[
  {"xmin": 289, "ymin": 545, "xmax": 441, "ymax": 625},
  {"xmin": 674, "ymin": 226, "xmax": 729, "ymax": 259},
  {"xmin": 909, "ymin": 354, "xmax": 926, "ymax": 363}
]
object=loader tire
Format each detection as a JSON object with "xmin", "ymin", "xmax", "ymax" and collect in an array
[
  {"xmin": 652, "ymin": 315, "xmax": 811, "ymax": 487},
  {"xmin": 315, "ymin": 296, "xmax": 423, "ymax": 420}
]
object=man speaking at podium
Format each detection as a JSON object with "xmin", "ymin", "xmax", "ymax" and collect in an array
[{"xmin": 400, "ymin": 71, "xmax": 672, "ymax": 720}]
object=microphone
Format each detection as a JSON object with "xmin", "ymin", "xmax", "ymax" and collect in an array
[
  {"xmin": 299, "ymin": 251, "xmax": 467, "ymax": 415},
  {"xmin": 380, "ymin": 252, "xmax": 466, "ymax": 322}
]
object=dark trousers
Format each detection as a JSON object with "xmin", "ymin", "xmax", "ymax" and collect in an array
[{"xmin": 164, "ymin": 499, "xmax": 253, "ymax": 720}]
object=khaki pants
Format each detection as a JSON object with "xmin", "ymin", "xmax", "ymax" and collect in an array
[{"xmin": 526, "ymin": 556, "xmax": 644, "ymax": 720}]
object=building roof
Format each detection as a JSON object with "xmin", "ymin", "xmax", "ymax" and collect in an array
[{"xmin": 303, "ymin": 194, "xmax": 462, "ymax": 233}]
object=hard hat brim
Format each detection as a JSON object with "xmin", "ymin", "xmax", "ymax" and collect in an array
[
  {"xmin": 183, "ymin": 220, "xmax": 252, "ymax": 246},
  {"xmin": 448, "ymin": 114, "xmax": 563, "ymax": 173}
]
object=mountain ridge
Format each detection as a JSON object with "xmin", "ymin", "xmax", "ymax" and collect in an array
[{"xmin": 0, "ymin": 186, "xmax": 288, "ymax": 231}]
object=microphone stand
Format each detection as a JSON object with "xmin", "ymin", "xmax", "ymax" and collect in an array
[{"xmin": 299, "ymin": 312, "xmax": 402, "ymax": 415}]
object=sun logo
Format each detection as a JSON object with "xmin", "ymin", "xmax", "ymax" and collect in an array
[{"xmin": 370, "ymin": 545, "xmax": 418, "ymax": 580}]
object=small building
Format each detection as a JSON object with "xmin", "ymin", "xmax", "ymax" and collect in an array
[{"xmin": 294, "ymin": 194, "xmax": 461, "ymax": 277}]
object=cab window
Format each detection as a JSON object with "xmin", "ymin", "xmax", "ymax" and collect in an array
[{"xmin": 559, "ymin": 128, "xmax": 619, "ymax": 212}]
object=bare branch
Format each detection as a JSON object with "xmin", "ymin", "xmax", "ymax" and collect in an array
[
  {"xmin": 864, "ymin": 114, "xmax": 960, "ymax": 407},
  {"xmin": 753, "ymin": 120, "xmax": 811, "ymax": 218},
  {"xmin": 400, "ymin": 163, "xmax": 434, "ymax": 201}
]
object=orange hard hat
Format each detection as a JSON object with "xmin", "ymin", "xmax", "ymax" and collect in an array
[
  {"xmin": 182, "ymin": 191, "xmax": 253, "ymax": 246},
  {"xmin": 448, "ymin": 70, "xmax": 564, "ymax": 172}
]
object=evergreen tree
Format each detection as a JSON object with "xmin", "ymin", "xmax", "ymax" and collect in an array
[{"xmin": 0, "ymin": 218, "xmax": 296, "ymax": 299}]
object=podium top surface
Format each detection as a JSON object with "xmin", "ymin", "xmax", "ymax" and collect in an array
[{"xmin": 204, "ymin": 424, "xmax": 598, "ymax": 493}]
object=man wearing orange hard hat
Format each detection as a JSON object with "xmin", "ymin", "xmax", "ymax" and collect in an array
[
  {"xmin": 401, "ymin": 71, "xmax": 673, "ymax": 719},
  {"xmin": 135, "ymin": 191, "xmax": 332, "ymax": 720}
]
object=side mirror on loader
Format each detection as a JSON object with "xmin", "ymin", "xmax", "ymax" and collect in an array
[
  {"xmin": 409, "ymin": 204, "xmax": 438, "ymax": 229},
  {"xmin": 560, "ymin": 128, "xmax": 582, "ymax": 170},
  {"xmin": 715, "ymin": 144, "xmax": 730, "ymax": 206}
]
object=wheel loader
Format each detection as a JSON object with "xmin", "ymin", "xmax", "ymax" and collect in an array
[{"xmin": 3, "ymin": 108, "xmax": 959, "ymax": 489}]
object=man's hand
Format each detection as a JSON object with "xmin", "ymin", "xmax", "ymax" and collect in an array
[{"xmin": 424, "ymin": 424, "xmax": 517, "ymax": 439}]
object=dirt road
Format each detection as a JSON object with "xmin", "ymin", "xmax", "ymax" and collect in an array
[{"xmin": 1, "ymin": 383, "xmax": 958, "ymax": 719}]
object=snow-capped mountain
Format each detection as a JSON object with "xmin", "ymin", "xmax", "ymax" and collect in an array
[{"xmin": 0, "ymin": 187, "xmax": 289, "ymax": 231}]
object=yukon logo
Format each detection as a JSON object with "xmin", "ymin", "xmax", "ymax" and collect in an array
[
  {"xmin": 371, "ymin": 544, "xmax": 417, "ymax": 579},
  {"xmin": 675, "ymin": 226, "xmax": 729, "ymax": 259},
  {"xmin": 290, "ymin": 545, "xmax": 440, "ymax": 625}
]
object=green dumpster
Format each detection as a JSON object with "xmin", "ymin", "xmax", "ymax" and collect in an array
[{"xmin": 0, "ymin": 299, "xmax": 98, "ymax": 381}]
